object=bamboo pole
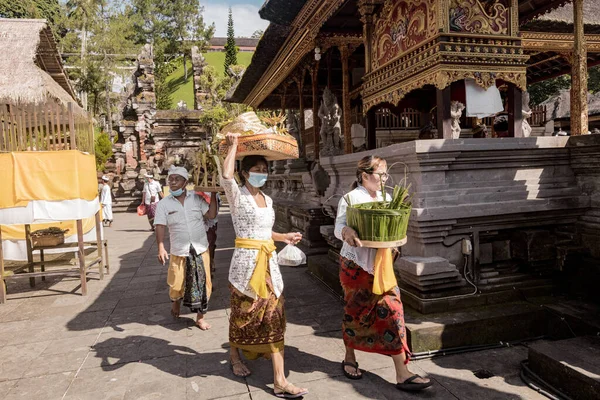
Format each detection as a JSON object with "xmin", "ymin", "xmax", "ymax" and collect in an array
[
  {"xmin": 8, "ymin": 105, "xmax": 17, "ymax": 151},
  {"xmin": 54, "ymin": 103, "xmax": 62, "ymax": 149},
  {"xmin": 89, "ymin": 122, "xmax": 95, "ymax": 154},
  {"xmin": 61, "ymin": 105, "xmax": 68, "ymax": 148},
  {"xmin": 33, "ymin": 104, "xmax": 40, "ymax": 150},
  {"xmin": 0, "ymin": 104, "xmax": 7, "ymax": 152},
  {"xmin": 68, "ymin": 103, "xmax": 76, "ymax": 150},
  {"xmin": 25, "ymin": 224, "xmax": 35, "ymax": 287},
  {"xmin": 17, "ymin": 106, "xmax": 25, "ymax": 151},
  {"xmin": 0, "ymin": 226, "xmax": 6, "ymax": 304},
  {"xmin": 26, "ymin": 106, "xmax": 34, "ymax": 150},
  {"xmin": 77, "ymin": 219, "xmax": 88, "ymax": 296},
  {"xmin": 95, "ymin": 211, "xmax": 104, "ymax": 280},
  {"xmin": 49, "ymin": 105, "xmax": 56, "ymax": 150}
]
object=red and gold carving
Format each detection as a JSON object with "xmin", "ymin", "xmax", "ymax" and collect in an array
[
  {"xmin": 449, "ymin": 0, "xmax": 509, "ymax": 35},
  {"xmin": 372, "ymin": 0, "xmax": 438, "ymax": 70}
]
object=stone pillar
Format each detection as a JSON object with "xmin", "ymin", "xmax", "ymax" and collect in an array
[
  {"xmin": 340, "ymin": 45, "xmax": 352, "ymax": 154},
  {"xmin": 312, "ymin": 62, "xmax": 320, "ymax": 159},
  {"xmin": 508, "ymin": 84, "xmax": 524, "ymax": 138},
  {"xmin": 191, "ymin": 46, "xmax": 207, "ymax": 110},
  {"xmin": 436, "ymin": 87, "xmax": 452, "ymax": 139},
  {"xmin": 570, "ymin": 0, "xmax": 588, "ymax": 136}
]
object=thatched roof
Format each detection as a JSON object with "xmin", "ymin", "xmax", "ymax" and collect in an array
[
  {"xmin": 537, "ymin": 0, "xmax": 600, "ymax": 25},
  {"xmin": 0, "ymin": 18, "xmax": 83, "ymax": 112},
  {"xmin": 542, "ymin": 89, "xmax": 600, "ymax": 120}
]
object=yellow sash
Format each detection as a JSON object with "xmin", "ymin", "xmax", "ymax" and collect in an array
[
  {"xmin": 235, "ymin": 238, "xmax": 277, "ymax": 299},
  {"xmin": 373, "ymin": 248, "xmax": 398, "ymax": 295}
]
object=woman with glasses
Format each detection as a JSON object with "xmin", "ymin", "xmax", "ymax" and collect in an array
[
  {"xmin": 334, "ymin": 155, "xmax": 432, "ymax": 392},
  {"xmin": 220, "ymin": 132, "xmax": 309, "ymax": 399}
]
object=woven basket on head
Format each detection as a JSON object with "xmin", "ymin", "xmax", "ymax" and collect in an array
[{"xmin": 218, "ymin": 112, "xmax": 299, "ymax": 161}]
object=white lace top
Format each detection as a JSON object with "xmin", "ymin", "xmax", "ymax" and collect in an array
[
  {"xmin": 334, "ymin": 185, "xmax": 391, "ymax": 275},
  {"xmin": 220, "ymin": 177, "xmax": 283, "ymax": 299}
]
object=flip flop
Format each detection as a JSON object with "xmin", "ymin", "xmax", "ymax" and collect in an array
[
  {"xmin": 396, "ymin": 374, "xmax": 433, "ymax": 391},
  {"xmin": 274, "ymin": 383, "xmax": 309, "ymax": 399},
  {"xmin": 341, "ymin": 360, "xmax": 363, "ymax": 380}
]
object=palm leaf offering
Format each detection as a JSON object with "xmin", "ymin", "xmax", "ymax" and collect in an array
[
  {"xmin": 192, "ymin": 140, "xmax": 224, "ymax": 192},
  {"xmin": 346, "ymin": 173, "xmax": 412, "ymax": 245}
]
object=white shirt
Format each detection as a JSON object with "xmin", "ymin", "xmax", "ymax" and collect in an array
[
  {"xmin": 203, "ymin": 192, "xmax": 220, "ymax": 229},
  {"xmin": 220, "ymin": 177, "xmax": 283, "ymax": 299},
  {"xmin": 144, "ymin": 181, "xmax": 163, "ymax": 205},
  {"xmin": 154, "ymin": 191, "xmax": 210, "ymax": 257},
  {"xmin": 334, "ymin": 185, "xmax": 391, "ymax": 275},
  {"xmin": 100, "ymin": 184, "xmax": 112, "ymax": 205}
]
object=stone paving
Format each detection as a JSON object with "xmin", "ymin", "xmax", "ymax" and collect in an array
[{"xmin": 0, "ymin": 211, "xmax": 548, "ymax": 399}]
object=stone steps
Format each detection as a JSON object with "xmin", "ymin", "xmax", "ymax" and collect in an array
[
  {"xmin": 527, "ymin": 336, "xmax": 600, "ymax": 400},
  {"xmin": 112, "ymin": 196, "xmax": 142, "ymax": 213}
]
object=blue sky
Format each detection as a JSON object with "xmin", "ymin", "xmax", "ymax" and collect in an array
[{"xmin": 203, "ymin": 1, "xmax": 269, "ymax": 38}]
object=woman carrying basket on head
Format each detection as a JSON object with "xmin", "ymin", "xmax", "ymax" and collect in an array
[
  {"xmin": 220, "ymin": 132, "xmax": 308, "ymax": 399},
  {"xmin": 334, "ymin": 155, "xmax": 432, "ymax": 392}
]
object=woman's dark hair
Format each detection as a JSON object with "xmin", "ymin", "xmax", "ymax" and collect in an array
[
  {"xmin": 239, "ymin": 155, "xmax": 268, "ymax": 185},
  {"xmin": 351, "ymin": 155, "xmax": 385, "ymax": 189}
]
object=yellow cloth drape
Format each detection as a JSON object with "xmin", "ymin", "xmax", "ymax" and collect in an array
[
  {"xmin": 372, "ymin": 248, "xmax": 398, "ymax": 295},
  {"xmin": 235, "ymin": 238, "xmax": 277, "ymax": 299},
  {"xmin": 0, "ymin": 151, "xmax": 97, "ymax": 209},
  {"xmin": 0, "ymin": 216, "xmax": 98, "ymax": 240}
]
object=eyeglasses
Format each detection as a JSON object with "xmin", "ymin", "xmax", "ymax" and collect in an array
[{"xmin": 371, "ymin": 172, "xmax": 389, "ymax": 180}]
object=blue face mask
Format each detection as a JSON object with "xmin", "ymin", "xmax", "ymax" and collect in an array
[
  {"xmin": 170, "ymin": 188, "xmax": 184, "ymax": 197},
  {"xmin": 247, "ymin": 172, "xmax": 268, "ymax": 188}
]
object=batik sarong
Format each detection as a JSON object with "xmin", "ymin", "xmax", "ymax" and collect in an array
[
  {"xmin": 167, "ymin": 246, "xmax": 211, "ymax": 314},
  {"xmin": 147, "ymin": 202, "xmax": 158, "ymax": 226},
  {"xmin": 229, "ymin": 272, "xmax": 285, "ymax": 356},
  {"xmin": 340, "ymin": 256, "xmax": 410, "ymax": 361}
]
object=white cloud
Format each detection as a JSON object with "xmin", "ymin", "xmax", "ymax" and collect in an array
[{"xmin": 203, "ymin": 4, "xmax": 269, "ymax": 38}]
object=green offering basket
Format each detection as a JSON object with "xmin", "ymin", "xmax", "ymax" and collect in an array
[{"xmin": 346, "ymin": 202, "xmax": 411, "ymax": 248}]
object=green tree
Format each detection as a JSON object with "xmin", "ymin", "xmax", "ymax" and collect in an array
[
  {"xmin": 171, "ymin": 0, "xmax": 214, "ymax": 82},
  {"xmin": 0, "ymin": 0, "xmax": 63, "ymax": 36},
  {"xmin": 94, "ymin": 132, "xmax": 113, "ymax": 170},
  {"xmin": 223, "ymin": 7, "xmax": 238, "ymax": 76},
  {"xmin": 528, "ymin": 75, "xmax": 571, "ymax": 106}
]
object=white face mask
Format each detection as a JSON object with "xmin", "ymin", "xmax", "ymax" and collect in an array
[{"xmin": 247, "ymin": 172, "xmax": 268, "ymax": 188}]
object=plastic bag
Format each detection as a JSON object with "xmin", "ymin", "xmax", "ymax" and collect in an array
[
  {"xmin": 137, "ymin": 204, "xmax": 147, "ymax": 216},
  {"xmin": 277, "ymin": 244, "xmax": 307, "ymax": 266}
]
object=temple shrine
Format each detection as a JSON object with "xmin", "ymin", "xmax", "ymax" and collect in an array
[{"xmin": 228, "ymin": 0, "xmax": 600, "ymax": 323}]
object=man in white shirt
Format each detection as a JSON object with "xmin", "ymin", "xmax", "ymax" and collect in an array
[
  {"xmin": 100, "ymin": 176, "xmax": 114, "ymax": 227},
  {"xmin": 155, "ymin": 166, "xmax": 218, "ymax": 330},
  {"xmin": 142, "ymin": 173, "xmax": 163, "ymax": 231}
]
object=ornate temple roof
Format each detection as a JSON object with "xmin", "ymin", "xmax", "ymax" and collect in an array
[{"xmin": 228, "ymin": 0, "xmax": 597, "ymax": 107}]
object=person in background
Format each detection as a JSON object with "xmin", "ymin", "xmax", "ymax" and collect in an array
[
  {"xmin": 100, "ymin": 176, "xmax": 114, "ymax": 227},
  {"xmin": 204, "ymin": 191, "xmax": 221, "ymax": 280},
  {"xmin": 142, "ymin": 173, "xmax": 163, "ymax": 231},
  {"xmin": 155, "ymin": 166, "xmax": 218, "ymax": 330}
]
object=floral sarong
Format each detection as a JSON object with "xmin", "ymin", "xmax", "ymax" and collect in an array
[
  {"xmin": 340, "ymin": 256, "xmax": 410, "ymax": 360},
  {"xmin": 147, "ymin": 202, "xmax": 158, "ymax": 226},
  {"xmin": 167, "ymin": 246, "xmax": 210, "ymax": 314},
  {"xmin": 229, "ymin": 273, "xmax": 285, "ymax": 356}
]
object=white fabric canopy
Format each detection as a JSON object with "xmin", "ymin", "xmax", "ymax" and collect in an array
[
  {"xmin": 0, "ymin": 198, "xmax": 100, "ymax": 226},
  {"xmin": 465, "ymin": 79, "xmax": 504, "ymax": 118}
]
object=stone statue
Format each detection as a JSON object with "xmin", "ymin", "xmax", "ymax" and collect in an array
[
  {"xmin": 521, "ymin": 91, "xmax": 532, "ymax": 137},
  {"xmin": 592, "ymin": 128, "xmax": 600, "ymax": 135},
  {"xmin": 450, "ymin": 101, "xmax": 465, "ymax": 139},
  {"xmin": 472, "ymin": 120, "xmax": 489, "ymax": 138},
  {"xmin": 419, "ymin": 120, "xmax": 436, "ymax": 139},
  {"xmin": 286, "ymin": 110, "xmax": 300, "ymax": 143},
  {"xmin": 318, "ymin": 87, "xmax": 343, "ymax": 155}
]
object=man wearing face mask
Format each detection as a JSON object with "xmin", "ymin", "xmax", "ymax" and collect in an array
[{"xmin": 154, "ymin": 166, "xmax": 218, "ymax": 330}]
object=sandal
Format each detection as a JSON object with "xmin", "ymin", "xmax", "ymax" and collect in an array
[
  {"xmin": 230, "ymin": 360, "xmax": 251, "ymax": 377},
  {"xmin": 341, "ymin": 360, "xmax": 362, "ymax": 380},
  {"xmin": 396, "ymin": 374, "xmax": 433, "ymax": 391},
  {"xmin": 274, "ymin": 383, "xmax": 308, "ymax": 399}
]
